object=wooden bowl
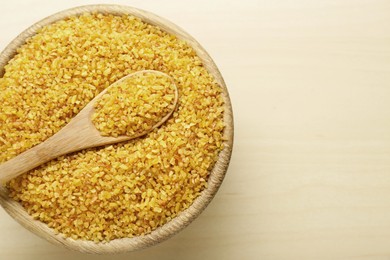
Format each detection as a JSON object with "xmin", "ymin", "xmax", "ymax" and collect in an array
[{"xmin": 0, "ymin": 4, "xmax": 233, "ymax": 254}]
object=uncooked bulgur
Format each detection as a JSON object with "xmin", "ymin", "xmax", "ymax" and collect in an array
[
  {"xmin": 92, "ymin": 71, "xmax": 176, "ymax": 137},
  {"xmin": 0, "ymin": 13, "xmax": 224, "ymax": 242}
]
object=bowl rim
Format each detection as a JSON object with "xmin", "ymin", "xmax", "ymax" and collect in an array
[{"xmin": 0, "ymin": 4, "xmax": 234, "ymax": 254}]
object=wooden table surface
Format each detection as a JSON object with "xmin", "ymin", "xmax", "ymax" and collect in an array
[{"xmin": 1, "ymin": 0, "xmax": 390, "ymax": 259}]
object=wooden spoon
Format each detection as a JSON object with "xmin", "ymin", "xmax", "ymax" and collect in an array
[{"xmin": 0, "ymin": 70, "xmax": 178, "ymax": 183}]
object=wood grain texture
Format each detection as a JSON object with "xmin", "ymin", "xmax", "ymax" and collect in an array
[{"xmin": 1, "ymin": 0, "xmax": 390, "ymax": 259}]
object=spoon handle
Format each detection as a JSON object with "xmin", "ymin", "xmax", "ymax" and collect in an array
[
  {"xmin": 0, "ymin": 122, "xmax": 87, "ymax": 183},
  {"xmin": 0, "ymin": 106, "xmax": 129, "ymax": 183},
  {"xmin": 0, "ymin": 141, "xmax": 59, "ymax": 183}
]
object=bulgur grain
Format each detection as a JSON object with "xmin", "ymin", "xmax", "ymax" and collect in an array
[
  {"xmin": 1, "ymin": 13, "xmax": 224, "ymax": 242},
  {"xmin": 92, "ymin": 71, "xmax": 176, "ymax": 137}
]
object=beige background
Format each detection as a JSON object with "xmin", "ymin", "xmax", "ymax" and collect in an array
[{"xmin": 1, "ymin": 0, "xmax": 390, "ymax": 259}]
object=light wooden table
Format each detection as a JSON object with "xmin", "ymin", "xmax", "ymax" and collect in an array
[{"xmin": 1, "ymin": 0, "xmax": 390, "ymax": 259}]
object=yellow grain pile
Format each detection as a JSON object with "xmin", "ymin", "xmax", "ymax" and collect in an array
[
  {"xmin": 92, "ymin": 71, "xmax": 176, "ymax": 137},
  {"xmin": 0, "ymin": 13, "xmax": 224, "ymax": 242}
]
